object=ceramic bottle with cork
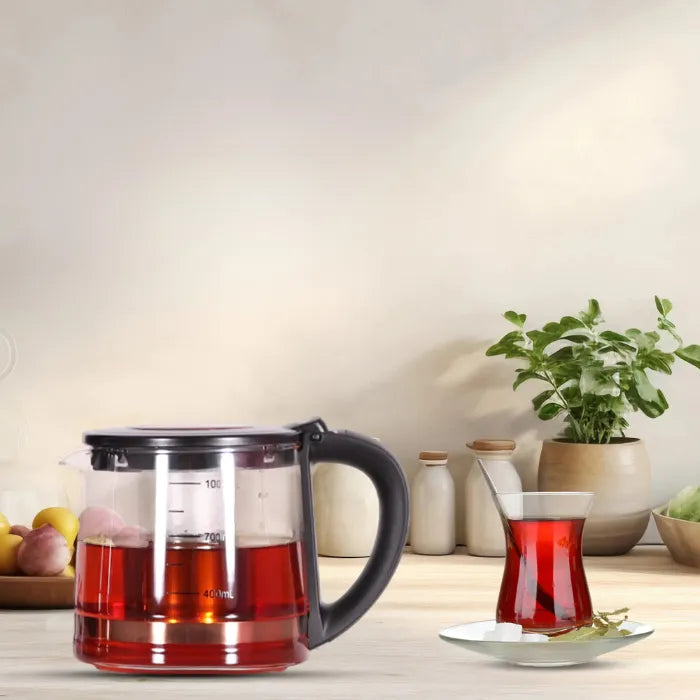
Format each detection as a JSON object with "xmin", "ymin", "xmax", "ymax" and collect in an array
[
  {"xmin": 465, "ymin": 439, "xmax": 522, "ymax": 556},
  {"xmin": 410, "ymin": 451, "xmax": 455, "ymax": 555}
]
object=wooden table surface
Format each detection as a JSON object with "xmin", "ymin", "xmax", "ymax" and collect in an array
[{"xmin": 0, "ymin": 545, "xmax": 696, "ymax": 699}]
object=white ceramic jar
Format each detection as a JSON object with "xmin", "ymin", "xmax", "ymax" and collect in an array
[
  {"xmin": 410, "ymin": 451, "xmax": 455, "ymax": 555},
  {"xmin": 465, "ymin": 439, "xmax": 522, "ymax": 557},
  {"xmin": 313, "ymin": 462, "xmax": 379, "ymax": 557}
]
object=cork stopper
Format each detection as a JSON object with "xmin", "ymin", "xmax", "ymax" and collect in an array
[
  {"xmin": 419, "ymin": 450, "xmax": 448, "ymax": 461},
  {"xmin": 467, "ymin": 439, "xmax": 516, "ymax": 452}
]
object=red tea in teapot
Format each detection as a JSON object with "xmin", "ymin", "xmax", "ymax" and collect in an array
[
  {"xmin": 75, "ymin": 539, "xmax": 309, "ymax": 673},
  {"xmin": 72, "ymin": 422, "xmax": 410, "ymax": 673}
]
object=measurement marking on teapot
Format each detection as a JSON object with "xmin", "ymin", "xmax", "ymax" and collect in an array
[
  {"xmin": 204, "ymin": 531, "xmax": 225, "ymax": 543},
  {"xmin": 168, "ymin": 509, "xmax": 185, "ymax": 514},
  {"xmin": 202, "ymin": 589, "xmax": 234, "ymax": 599},
  {"xmin": 168, "ymin": 481, "xmax": 202, "ymax": 486}
]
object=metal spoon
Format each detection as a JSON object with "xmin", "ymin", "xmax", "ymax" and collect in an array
[{"xmin": 476, "ymin": 458, "xmax": 556, "ymax": 615}]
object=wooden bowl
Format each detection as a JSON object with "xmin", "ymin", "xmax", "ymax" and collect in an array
[
  {"xmin": 0, "ymin": 575, "xmax": 74, "ymax": 608},
  {"xmin": 652, "ymin": 507, "xmax": 700, "ymax": 568}
]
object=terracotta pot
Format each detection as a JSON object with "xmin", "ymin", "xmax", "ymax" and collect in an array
[{"xmin": 538, "ymin": 438, "xmax": 651, "ymax": 555}]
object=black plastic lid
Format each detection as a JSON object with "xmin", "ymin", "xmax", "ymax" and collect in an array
[{"xmin": 84, "ymin": 425, "xmax": 300, "ymax": 450}]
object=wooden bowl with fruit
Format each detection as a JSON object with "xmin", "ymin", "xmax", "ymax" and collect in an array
[
  {"xmin": 0, "ymin": 506, "xmax": 78, "ymax": 608},
  {"xmin": 652, "ymin": 486, "xmax": 700, "ymax": 569}
]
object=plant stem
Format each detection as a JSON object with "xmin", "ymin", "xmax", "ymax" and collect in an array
[{"xmin": 543, "ymin": 369, "xmax": 584, "ymax": 442}]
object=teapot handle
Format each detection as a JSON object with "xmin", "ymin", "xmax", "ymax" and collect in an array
[
  {"xmin": 294, "ymin": 418, "xmax": 409, "ymax": 648},
  {"xmin": 0, "ymin": 330, "xmax": 16, "ymax": 382}
]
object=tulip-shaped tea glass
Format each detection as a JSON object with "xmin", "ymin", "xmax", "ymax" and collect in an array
[{"xmin": 495, "ymin": 492, "xmax": 594, "ymax": 634}]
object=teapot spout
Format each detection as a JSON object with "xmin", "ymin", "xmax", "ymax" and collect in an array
[{"xmin": 59, "ymin": 448, "xmax": 92, "ymax": 470}]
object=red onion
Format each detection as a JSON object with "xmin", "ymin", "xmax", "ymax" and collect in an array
[
  {"xmin": 78, "ymin": 506, "xmax": 125, "ymax": 540},
  {"xmin": 17, "ymin": 524, "xmax": 71, "ymax": 576},
  {"xmin": 9, "ymin": 525, "xmax": 30, "ymax": 538}
]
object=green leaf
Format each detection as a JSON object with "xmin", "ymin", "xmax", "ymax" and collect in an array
[
  {"xmin": 538, "ymin": 403, "xmax": 564, "ymax": 420},
  {"xmin": 642, "ymin": 350, "xmax": 674, "ymax": 375},
  {"xmin": 633, "ymin": 368, "xmax": 660, "ymax": 402},
  {"xmin": 532, "ymin": 389, "xmax": 555, "ymax": 410},
  {"xmin": 658, "ymin": 317, "xmax": 682, "ymax": 345},
  {"xmin": 542, "ymin": 322, "xmax": 563, "ymax": 337},
  {"xmin": 559, "ymin": 316, "xmax": 586, "ymax": 331},
  {"xmin": 676, "ymin": 344, "xmax": 700, "ymax": 369},
  {"xmin": 598, "ymin": 341, "xmax": 636, "ymax": 356},
  {"xmin": 580, "ymin": 368, "xmax": 617, "ymax": 396},
  {"xmin": 560, "ymin": 334, "xmax": 590, "ymax": 344},
  {"xmin": 503, "ymin": 347, "xmax": 529, "ymax": 359},
  {"xmin": 600, "ymin": 330, "xmax": 631, "ymax": 344},
  {"xmin": 485, "ymin": 330, "xmax": 524, "ymax": 357},
  {"xmin": 549, "ymin": 363, "xmax": 580, "ymax": 382},
  {"xmin": 629, "ymin": 369, "xmax": 669, "ymax": 417},
  {"xmin": 548, "ymin": 346, "xmax": 575, "ymax": 362},
  {"xmin": 655, "ymin": 296, "xmax": 672, "ymax": 316},
  {"xmin": 560, "ymin": 385, "xmax": 582, "ymax": 407},
  {"xmin": 526, "ymin": 330, "xmax": 557, "ymax": 350},
  {"xmin": 513, "ymin": 370, "xmax": 546, "ymax": 390},
  {"xmin": 504, "ymin": 310, "xmax": 526, "ymax": 328},
  {"xmin": 579, "ymin": 299, "xmax": 602, "ymax": 326},
  {"xmin": 485, "ymin": 343, "xmax": 507, "ymax": 357},
  {"xmin": 627, "ymin": 330, "xmax": 659, "ymax": 351},
  {"xmin": 498, "ymin": 330, "xmax": 524, "ymax": 345},
  {"xmin": 609, "ymin": 393, "xmax": 633, "ymax": 414}
]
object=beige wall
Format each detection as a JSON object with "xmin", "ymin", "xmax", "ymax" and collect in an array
[{"xmin": 1, "ymin": 1, "xmax": 699, "ymax": 541}]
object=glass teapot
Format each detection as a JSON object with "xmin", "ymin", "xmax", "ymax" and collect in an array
[{"xmin": 68, "ymin": 418, "xmax": 409, "ymax": 674}]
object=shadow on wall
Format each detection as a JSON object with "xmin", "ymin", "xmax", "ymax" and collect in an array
[{"xmin": 329, "ymin": 339, "xmax": 551, "ymax": 543}]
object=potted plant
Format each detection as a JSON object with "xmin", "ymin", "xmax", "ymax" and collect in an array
[{"xmin": 486, "ymin": 297, "xmax": 700, "ymax": 555}]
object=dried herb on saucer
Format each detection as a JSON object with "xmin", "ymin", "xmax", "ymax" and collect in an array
[{"xmin": 550, "ymin": 608, "xmax": 632, "ymax": 642}]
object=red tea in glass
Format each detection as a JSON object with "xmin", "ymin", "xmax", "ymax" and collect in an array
[{"xmin": 495, "ymin": 492, "xmax": 593, "ymax": 634}]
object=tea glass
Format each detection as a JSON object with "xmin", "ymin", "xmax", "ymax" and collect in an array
[{"xmin": 495, "ymin": 491, "xmax": 594, "ymax": 634}]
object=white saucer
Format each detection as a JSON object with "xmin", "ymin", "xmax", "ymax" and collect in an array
[{"xmin": 439, "ymin": 620, "xmax": 654, "ymax": 667}]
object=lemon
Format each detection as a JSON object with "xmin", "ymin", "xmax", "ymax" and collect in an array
[
  {"xmin": 61, "ymin": 564, "xmax": 75, "ymax": 578},
  {"xmin": 32, "ymin": 507, "xmax": 79, "ymax": 546},
  {"xmin": 0, "ymin": 533, "xmax": 23, "ymax": 575},
  {"xmin": 0, "ymin": 512, "xmax": 9, "ymax": 537}
]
